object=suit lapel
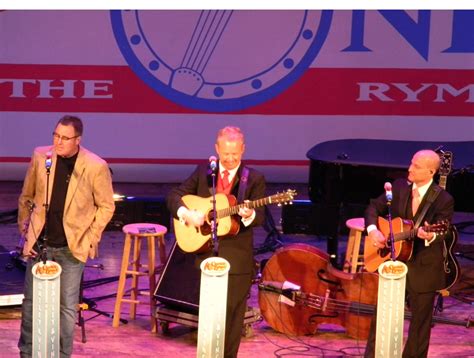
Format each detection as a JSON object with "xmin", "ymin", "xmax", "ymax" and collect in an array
[
  {"xmin": 230, "ymin": 166, "xmax": 241, "ymax": 194},
  {"xmin": 398, "ymin": 181, "xmax": 412, "ymax": 219},
  {"xmin": 46, "ymin": 150, "xmax": 58, "ymax": 206},
  {"xmin": 413, "ymin": 183, "xmax": 437, "ymax": 222}
]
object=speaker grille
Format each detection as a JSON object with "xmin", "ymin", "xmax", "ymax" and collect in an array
[{"xmin": 154, "ymin": 242, "xmax": 201, "ymax": 313}]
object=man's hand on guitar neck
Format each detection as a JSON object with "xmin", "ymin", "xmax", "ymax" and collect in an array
[
  {"xmin": 238, "ymin": 200, "xmax": 256, "ymax": 226},
  {"xmin": 417, "ymin": 221, "xmax": 437, "ymax": 246},
  {"xmin": 178, "ymin": 207, "xmax": 205, "ymax": 227},
  {"xmin": 417, "ymin": 221, "xmax": 435, "ymax": 240}
]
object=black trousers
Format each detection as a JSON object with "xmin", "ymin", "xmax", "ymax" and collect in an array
[{"xmin": 224, "ymin": 273, "xmax": 252, "ymax": 358}]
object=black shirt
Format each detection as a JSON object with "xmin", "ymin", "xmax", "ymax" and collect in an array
[{"xmin": 45, "ymin": 151, "xmax": 78, "ymax": 247}]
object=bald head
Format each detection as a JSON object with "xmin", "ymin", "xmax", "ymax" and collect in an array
[
  {"xmin": 414, "ymin": 150, "xmax": 441, "ymax": 171},
  {"xmin": 408, "ymin": 149, "xmax": 440, "ymax": 186}
]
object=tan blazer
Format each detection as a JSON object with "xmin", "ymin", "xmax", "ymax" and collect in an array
[{"xmin": 18, "ymin": 145, "xmax": 115, "ymax": 263}]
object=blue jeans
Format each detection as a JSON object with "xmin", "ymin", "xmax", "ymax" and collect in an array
[{"xmin": 18, "ymin": 246, "xmax": 85, "ymax": 358}]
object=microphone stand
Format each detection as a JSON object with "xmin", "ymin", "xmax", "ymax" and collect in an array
[
  {"xmin": 210, "ymin": 167, "xmax": 219, "ymax": 257},
  {"xmin": 41, "ymin": 158, "xmax": 52, "ymax": 264},
  {"xmin": 386, "ymin": 195, "xmax": 396, "ymax": 261}
]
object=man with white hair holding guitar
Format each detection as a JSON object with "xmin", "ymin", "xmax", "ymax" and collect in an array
[{"xmin": 167, "ymin": 126, "xmax": 266, "ymax": 358}]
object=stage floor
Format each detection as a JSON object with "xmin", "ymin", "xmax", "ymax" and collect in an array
[{"xmin": 0, "ymin": 181, "xmax": 473, "ymax": 357}]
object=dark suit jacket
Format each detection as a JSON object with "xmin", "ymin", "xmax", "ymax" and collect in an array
[
  {"xmin": 167, "ymin": 162, "xmax": 266, "ymax": 275},
  {"xmin": 365, "ymin": 178, "xmax": 454, "ymax": 293}
]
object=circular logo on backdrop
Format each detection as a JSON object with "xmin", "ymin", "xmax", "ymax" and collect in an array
[{"xmin": 110, "ymin": 10, "xmax": 332, "ymax": 112}]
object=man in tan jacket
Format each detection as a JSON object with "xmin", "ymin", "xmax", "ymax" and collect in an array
[{"xmin": 17, "ymin": 115, "xmax": 115, "ymax": 358}]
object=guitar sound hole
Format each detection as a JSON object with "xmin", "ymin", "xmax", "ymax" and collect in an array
[
  {"xmin": 200, "ymin": 222, "xmax": 212, "ymax": 236},
  {"xmin": 207, "ymin": 211, "xmax": 215, "ymax": 222},
  {"xmin": 379, "ymin": 247, "xmax": 391, "ymax": 257}
]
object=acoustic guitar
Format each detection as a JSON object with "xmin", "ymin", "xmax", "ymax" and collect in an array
[
  {"xmin": 363, "ymin": 217, "xmax": 448, "ymax": 273},
  {"xmin": 174, "ymin": 189, "xmax": 296, "ymax": 253}
]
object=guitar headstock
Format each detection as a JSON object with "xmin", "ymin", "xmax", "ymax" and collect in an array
[
  {"xmin": 424, "ymin": 220, "xmax": 449, "ymax": 235},
  {"xmin": 271, "ymin": 189, "xmax": 297, "ymax": 206},
  {"xmin": 439, "ymin": 151, "xmax": 453, "ymax": 177}
]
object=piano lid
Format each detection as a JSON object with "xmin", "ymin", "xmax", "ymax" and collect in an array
[{"xmin": 306, "ymin": 139, "xmax": 474, "ymax": 171}]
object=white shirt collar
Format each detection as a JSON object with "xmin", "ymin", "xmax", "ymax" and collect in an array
[
  {"xmin": 412, "ymin": 179, "xmax": 433, "ymax": 200},
  {"xmin": 219, "ymin": 163, "xmax": 240, "ymax": 182}
]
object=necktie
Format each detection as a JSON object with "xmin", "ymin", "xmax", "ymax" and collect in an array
[
  {"xmin": 222, "ymin": 170, "xmax": 230, "ymax": 189},
  {"xmin": 412, "ymin": 188, "xmax": 420, "ymax": 215}
]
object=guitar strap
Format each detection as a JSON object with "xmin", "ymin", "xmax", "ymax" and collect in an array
[
  {"xmin": 237, "ymin": 166, "xmax": 250, "ymax": 204},
  {"xmin": 413, "ymin": 185, "xmax": 441, "ymax": 229}
]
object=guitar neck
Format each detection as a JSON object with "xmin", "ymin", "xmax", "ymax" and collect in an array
[
  {"xmin": 217, "ymin": 196, "xmax": 271, "ymax": 219},
  {"xmin": 439, "ymin": 175, "xmax": 447, "ymax": 190},
  {"xmin": 393, "ymin": 229, "xmax": 417, "ymax": 243},
  {"xmin": 392, "ymin": 224, "xmax": 442, "ymax": 243}
]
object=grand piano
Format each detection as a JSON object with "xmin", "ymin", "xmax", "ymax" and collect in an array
[{"xmin": 306, "ymin": 139, "xmax": 474, "ymax": 263}]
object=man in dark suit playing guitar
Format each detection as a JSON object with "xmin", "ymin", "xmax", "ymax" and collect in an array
[
  {"xmin": 364, "ymin": 149, "xmax": 455, "ymax": 358},
  {"xmin": 167, "ymin": 126, "xmax": 266, "ymax": 358}
]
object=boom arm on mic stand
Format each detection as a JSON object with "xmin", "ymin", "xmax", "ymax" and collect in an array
[
  {"xmin": 209, "ymin": 156, "xmax": 219, "ymax": 257},
  {"xmin": 384, "ymin": 182, "xmax": 396, "ymax": 261}
]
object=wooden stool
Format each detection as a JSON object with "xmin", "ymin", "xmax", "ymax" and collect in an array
[
  {"xmin": 112, "ymin": 223, "xmax": 168, "ymax": 332},
  {"xmin": 343, "ymin": 218, "xmax": 365, "ymax": 273}
]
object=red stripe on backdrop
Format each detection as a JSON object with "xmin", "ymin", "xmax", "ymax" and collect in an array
[
  {"xmin": 0, "ymin": 157, "xmax": 309, "ymax": 166},
  {"xmin": 0, "ymin": 157, "xmax": 31, "ymax": 163},
  {"xmin": 0, "ymin": 64, "xmax": 472, "ymax": 116}
]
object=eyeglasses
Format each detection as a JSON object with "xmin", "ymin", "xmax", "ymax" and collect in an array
[{"xmin": 52, "ymin": 132, "xmax": 79, "ymax": 142}]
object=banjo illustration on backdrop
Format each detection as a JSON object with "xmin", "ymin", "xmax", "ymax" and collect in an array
[{"xmin": 111, "ymin": 10, "xmax": 332, "ymax": 111}]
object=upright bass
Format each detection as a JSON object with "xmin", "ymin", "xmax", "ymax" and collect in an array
[{"xmin": 258, "ymin": 243, "xmax": 378, "ymax": 340}]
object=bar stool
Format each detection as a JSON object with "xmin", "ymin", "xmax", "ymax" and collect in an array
[
  {"xmin": 112, "ymin": 223, "xmax": 168, "ymax": 332},
  {"xmin": 343, "ymin": 218, "xmax": 365, "ymax": 273}
]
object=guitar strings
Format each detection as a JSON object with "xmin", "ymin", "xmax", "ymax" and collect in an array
[{"xmin": 216, "ymin": 191, "xmax": 294, "ymax": 218}]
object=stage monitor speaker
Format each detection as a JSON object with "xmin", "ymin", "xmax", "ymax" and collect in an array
[
  {"xmin": 281, "ymin": 200, "xmax": 366, "ymax": 236},
  {"xmin": 107, "ymin": 197, "xmax": 170, "ymax": 231},
  {"xmin": 154, "ymin": 241, "xmax": 201, "ymax": 314},
  {"xmin": 281, "ymin": 200, "xmax": 339, "ymax": 236}
]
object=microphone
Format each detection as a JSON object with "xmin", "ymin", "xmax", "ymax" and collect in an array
[
  {"xmin": 45, "ymin": 151, "xmax": 52, "ymax": 171},
  {"xmin": 258, "ymin": 280, "xmax": 300, "ymax": 296},
  {"xmin": 209, "ymin": 155, "xmax": 217, "ymax": 171},
  {"xmin": 384, "ymin": 182, "xmax": 393, "ymax": 202}
]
